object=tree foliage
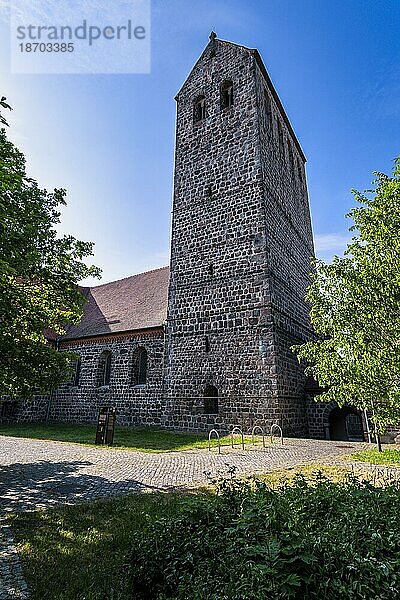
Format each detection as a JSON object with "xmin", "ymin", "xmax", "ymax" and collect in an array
[
  {"xmin": 294, "ymin": 158, "xmax": 400, "ymax": 432},
  {"xmin": 0, "ymin": 96, "xmax": 12, "ymax": 127},
  {"xmin": 0, "ymin": 101, "xmax": 100, "ymax": 398}
]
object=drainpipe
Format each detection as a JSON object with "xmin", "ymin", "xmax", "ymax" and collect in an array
[{"xmin": 371, "ymin": 402, "xmax": 382, "ymax": 452}]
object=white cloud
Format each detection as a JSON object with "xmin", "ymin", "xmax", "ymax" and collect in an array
[
  {"xmin": 314, "ymin": 233, "xmax": 351, "ymax": 254},
  {"xmin": 80, "ymin": 249, "xmax": 170, "ymax": 287}
]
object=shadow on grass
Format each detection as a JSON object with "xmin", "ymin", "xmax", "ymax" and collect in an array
[
  {"xmin": 8, "ymin": 488, "xmax": 195, "ymax": 600},
  {"xmin": 4, "ymin": 466, "xmax": 201, "ymax": 600}
]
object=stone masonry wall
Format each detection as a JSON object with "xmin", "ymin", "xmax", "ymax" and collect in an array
[
  {"xmin": 254, "ymin": 56, "xmax": 315, "ymax": 432},
  {"xmin": 165, "ymin": 38, "xmax": 315, "ymax": 436},
  {"xmin": 0, "ymin": 394, "xmax": 49, "ymax": 423},
  {"xmin": 47, "ymin": 330, "xmax": 166, "ymax": 427},
  {"xmin": 6, "ymin": 330, "xmax": 166, "ymax": 427}
]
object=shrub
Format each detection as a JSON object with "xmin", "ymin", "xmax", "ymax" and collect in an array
[{"xmin": 129, "ymin": 473, "xmax": 400, "ymax": 599}]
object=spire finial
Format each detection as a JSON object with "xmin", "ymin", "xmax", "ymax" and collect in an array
[{"xmin": 209, "ymin": 31, "xmax": 217, "ymax": 42}]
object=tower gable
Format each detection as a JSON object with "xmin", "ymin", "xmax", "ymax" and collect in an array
[{"xmin": 176, "ymin": 35, "xmax": 305, "ymax": 162}]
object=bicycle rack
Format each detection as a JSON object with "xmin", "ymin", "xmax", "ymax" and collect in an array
[
  {"xmin": 230, "ymin": 426, "xmax": 245, "ymax": 450},
  {"xmin": 251, "ymin": 425, "xmax": 266, "ymax": 448},
  {"xmin": 270, "ymin": 424, "xmax": 284, "ymax": 445},
  {"xmin": 208, "ymin": 429, "xmax": 221, "ymax": 454}
]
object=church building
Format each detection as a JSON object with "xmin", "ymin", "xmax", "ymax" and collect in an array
[{"xmin": 9, "ymin": 34, "xmax": 366, "ymax": 441}]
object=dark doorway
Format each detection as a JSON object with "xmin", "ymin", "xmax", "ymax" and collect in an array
[{"xmin": 329, "ymin": 407, "xmax": 364, "ymax": 441}]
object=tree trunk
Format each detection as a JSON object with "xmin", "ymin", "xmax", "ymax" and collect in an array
[{"xmin": 370, "ymin": 403, "xmax": 382, "ymax": 452}]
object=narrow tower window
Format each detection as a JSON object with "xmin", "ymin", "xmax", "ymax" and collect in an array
[
  {"xmin": 298, "ymin": 159, "xmax": 303, "ymax": 185},
  {"xmin": 131, "ymin": 347, "xmax": 148, "ymax": 386},
  {"xmin": 204, "ymin": 385, "xmax": 218, "ymax": 414},
  {"xmin": 287, "ymin": 143, "xmax": 293, "ymax": 170},
  {"xmin": 220, "ymin": 80, "xmax": 234, "ymax": 110},
  {"xmin": 208, "ymin": 264, "xmax": 214, "ymax": 276},
  {"xmin": 194, "ymin": 95, "xmax": 206, "ymax": 123},
  {"xmin": 264, "ymin": 90, "xmax": 272, "ymax": 125},
  {"xmin": 277, "ymin": 119, "xmax": 283, "ymax": 153},
  {"xmin": 204, "ymin": 335, "xmax": 210, "ymax": 353},
  {"xmin": 205, "ymin": 184, "xmax": 212, "ymax": 198}
]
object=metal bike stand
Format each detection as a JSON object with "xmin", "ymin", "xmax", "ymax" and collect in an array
[
  {"xmin": 208, "ymin": 429, "xmax": 221, "ymax": 454},
  {"xmin": 230, "ymin": 426, "xmax": 245, "ymax": 450},
  {"xmin": 251, "ymin": 425, "xmax": 265, "ymax": 448},
  {"xmin": 270, "ymin": 423, "xmax": 284, "ymax": 445}
]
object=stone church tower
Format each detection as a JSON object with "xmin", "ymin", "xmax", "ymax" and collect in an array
[
  {"xmin": 6, "ymin": 34, "xmax": 370, "ymax": 442},
  {"xmin": 165, "ymin": 34, "xmax": 315, "ymax": 435}
]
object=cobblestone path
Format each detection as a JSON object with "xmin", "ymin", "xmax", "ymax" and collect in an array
[
  {"xmin": 0, "ymin": 435, "xmax": 369, "ymax": 598},
  {"xmin": 0, "ymin": 436, "xmax": 369, "ymax": 512}
]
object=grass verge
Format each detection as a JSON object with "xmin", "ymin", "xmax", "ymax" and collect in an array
[
  {"xmin": 349, "ymin": 447, "xmax": 400, "ymax": 466},
  {"xmin": 0, "ymin": 422, "xmax": 258, "ymax": 453}
]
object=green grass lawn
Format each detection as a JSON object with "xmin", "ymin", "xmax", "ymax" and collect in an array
[
  {"xmin": 9, "ymin": 490, "xmax": 196, "ymax": 600},
  {"xmin": 0, "ymin": 422, "xmax": 258, "ymax": 453},
  {"xmin": 349, "ymin": 447, "xmax": 400, "ymax": 466}
]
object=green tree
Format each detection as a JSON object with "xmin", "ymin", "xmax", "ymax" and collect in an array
[
  {"xmin": 294, "ymin": 159, "xmax": 400, "ymax": 443},
  {"xmin": 0, "ymin": 96, "xmax": 12, "ymax": 127},
  {"xmin": 0, "ymin": 100, "xmax": 100, "ymax": 398}
]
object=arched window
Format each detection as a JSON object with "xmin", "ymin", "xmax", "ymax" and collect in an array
[
  {"xmin": 204, "ymin": 385, "xmax": 218, "ymax": 414},
  {"xmin": 67, "ymin": 357, "xmax": 81, "ymax": 387},
  {"xmin": 193, "ymin": 95, "xmax": 206, "ymax": 123},
  {"xmin": 71, "ymin": 357, "xmax": 81, "ymax": 387},
  {"xmin": 131, "ymin": 347, "xmax": 148, "ymax": 386},
  {"xmin": 97, "ymin": 350, "xmax": 111, "ymax": 387},
  {"xmin": 220, "ymin": 80, "xmax": 233, "ymax": 110}
]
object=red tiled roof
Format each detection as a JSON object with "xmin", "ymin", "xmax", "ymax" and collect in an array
[
  {"xmin": 43, "ymin": 328, "xmax": 58, "ymax": 342},
  {"xmin": 63, "ymin": 266, "xmax": 169, "ymax": 340}
]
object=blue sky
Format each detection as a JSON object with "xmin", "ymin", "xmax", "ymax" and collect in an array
[{"xmin": 1, "ymin": 0, "xmax": 399, "ymax": 285}]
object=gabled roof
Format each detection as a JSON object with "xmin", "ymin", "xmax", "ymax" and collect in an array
[
  {"xmin": 63, "ymin": 266, "xmax": 170, "ymax": 340},
  {"xmin": 175, "ymin": 34, "xmax": 306, "ymax": 162}
]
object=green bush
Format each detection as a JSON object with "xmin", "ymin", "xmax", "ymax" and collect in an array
[{"xmin": 129, "ymin": 473, "xmax": 400, "ymax": 599}]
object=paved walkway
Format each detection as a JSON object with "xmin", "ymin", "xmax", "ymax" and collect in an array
[
  {"xmin": 0, "ymin": 435, "xmax": 371, "ymax": 599},
  {"xmin": 0, "ymin": 436, "xmax": 369, "ymax": 513}
]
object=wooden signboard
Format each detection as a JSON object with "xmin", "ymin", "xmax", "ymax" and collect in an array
[
  {"xmin": 105, "ymin": 409, "xmax": 116, "ymax": 445},
  {"xmin": 95, "ymin": 407, "xmax": 116, "ymax": 445}
]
